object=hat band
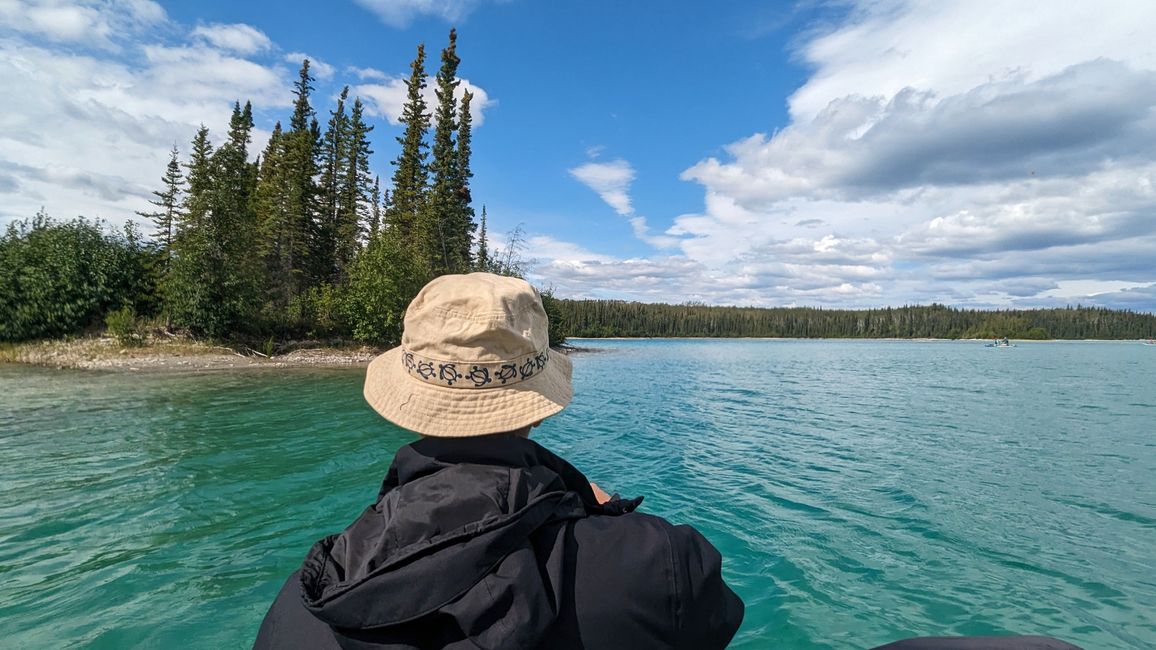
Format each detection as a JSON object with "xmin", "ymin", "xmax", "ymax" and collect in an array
[{"xmin": 401, "ymin": 348, "xmax": 551, "ymax": 389}]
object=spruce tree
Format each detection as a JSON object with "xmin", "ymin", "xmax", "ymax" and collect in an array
[
  {"xmin": 385, "ymin": 44, "xmax": 430, "ymax": 268},
  {"xmin": 182, "ymin": 126, "xmax": 214, "ymax": 230},
  {"xmin": 255, "ymin": 121, "xmax": 296, "ymax": 315},
  {"xmin": 282, "ymin": 60, "xmax": 321, "ymax": 304},
  {"xmin": 452, "ymin": 89, "xmax": 476, "ymax": 270},
  {"xmin": 336, "ymin": 96, "xmax": 373, "ymax": 280},
  {"xmin": 168, "ymin": 125, "xmax": 216, "ymax": 333},
  {"xmin": 368, "ymin": 175, "xmax": 383, "ymax": 241},
  {"xmin": 136, "ymin": 145, "xmax": 184, "ymax": 271},
  {"xmin": 169, "ymin": 102, "xmax": 262, "ymax": 337},
  {"xmin": 475, "ymin": 204, "xmax": 489, "ymax": 271},
  {"xmin": 317, "ymin": 86, "xmax": 349, "ymax": 283},
  {"xmin": 425, "ymin": 29, "xmax": 461, "ymax": 274}
]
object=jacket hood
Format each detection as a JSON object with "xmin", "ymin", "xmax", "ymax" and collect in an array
[{"xmin": 298, "ymin": 437, "xmax": 639, "ymax": 646}]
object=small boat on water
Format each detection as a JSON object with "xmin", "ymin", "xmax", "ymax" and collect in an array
[
  {"xmin": 1145, "ymin": 337, "xmax": 1156, "ymax": 346},
  {"xmin": 985, "ymin": 337, "xmax": 1016, "ymax": 348}
]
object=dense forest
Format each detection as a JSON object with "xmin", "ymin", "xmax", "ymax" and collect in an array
[
  {"xmin": 556, "ymin": 300, "xmax": 1156, "ymax": 340},
  {"xmin": 0, "ymin": 31, "xmax": 566, "ymax": 346}
]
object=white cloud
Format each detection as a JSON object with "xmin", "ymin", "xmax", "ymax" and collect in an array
[
  {"xmin": 353, "ymin": 75, "xmax": 494, "ymax": 126},
  {"xmin": 1041, "ymin": 280, "xmax": 1154, "ymax": 301},
  {"xmin": 568, "ymin": 158, "xmax": 680, "ymax": 250},
  {"xmin": 349, "ymin": 66, "xmax": 388, "ymax": 81},
  {"xmin": 569, "ymin": 159, "xmax": 635, "ymax": 216},
  {"xmin": 790, "ymin": 0, "xmax": 1156, "ymax": 123},
  {"xmin": 0, "ymin": 0, "xmax": 167, "ymax": 49},
  {"xmin": 191, "ymin": 23, "xmax": 271, "ymax": 55},
  {"xmin": 0, "ymin": 6, "xmax": 292, "ymax": 226},
  {"xmin": 285, "ymin": 52, "xmax": 334, "ymax": 80},
  {"xmin": 647, "ymin": 0, "xmax": 1156, "ymax": 311},
  {"xmin": 352, "ymin": 0, "xmax": 490, "ymax": 28}
]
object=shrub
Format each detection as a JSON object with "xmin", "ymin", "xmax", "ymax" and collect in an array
[
  {"xmin": 105, "ymin": 306, "xmax": 143, "ymax": 347},
  {"xmin": 0, "ymin": 212, "xmax": 157, "ymax": 341}
]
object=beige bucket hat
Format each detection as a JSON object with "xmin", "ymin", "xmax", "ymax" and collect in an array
[{"xmin": 364, "ymin": 273, "xmax": 573, "ymax": 437}]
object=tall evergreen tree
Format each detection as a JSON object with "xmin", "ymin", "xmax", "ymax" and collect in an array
[
  {"xmin": 255, "ymin": 121, "xmax": 297, "ymax": 314},
  {"xmin": 385, "ymin": 44, "xmax": 430, "ymax": 266},
  {"xmin": 168, "ymin": 125, "xmax": 216, "ymax": 333},
  {"xmin": 317, "ymin": 87, "xmax": 349, "ymax": 282},
  {"xmin": 336, "ymin": 97, "xmax": 373, "ymax": 280},
  {"xmin": 451, "ymin": 89, "xmax": 476, "ymax": 269},
  {"xmin": 212, "ymin": 101, "xmax": 257, "ymax": 234},
  {"xmin": 182, "ymin": 125, "xmax": 214, "ymax": 230},
  {"xmin": 282, "ymin": 60, "xmax": 321, "ymax": 303},
  {"xmin": 425, "ymin": 29, "xmax": 462, "ymax": 274},
  {"xmin": 475, "ymin": 204, "xmax": 489, "ymax": 271},
  {"xmin": 169, "ymin": 103, "xmax": 262, "ymax": 337},
  {"xmin": 136, "ymin": 145, "xmax": 184, "ymax": 271},
  {"xmin": 368, "ymin": 175, "xmax": 383, "ymax": 241}
]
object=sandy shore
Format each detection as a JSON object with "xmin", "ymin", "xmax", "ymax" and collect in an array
[{"xmin": 0, "ymin": 337, "xmax": 383, "ymax": 372}]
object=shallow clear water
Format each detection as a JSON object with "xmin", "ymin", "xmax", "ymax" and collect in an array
[{"xmin": 1, "ymin": 340, "xmax": 1154, "ymax": 649}]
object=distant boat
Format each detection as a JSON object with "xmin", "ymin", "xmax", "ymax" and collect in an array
[
  {"xmin": 1145, "ymin": 338, "xmax": 1156, "ymax": 346},
  {"xmin": 985, "ymin": 338, "xmax": 1015, "ymax": 348}
]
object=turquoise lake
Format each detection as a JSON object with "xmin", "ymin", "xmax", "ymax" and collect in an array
[{"xmin": 1, "ymin": 339, "xmax": 1154, "ymax": 648}]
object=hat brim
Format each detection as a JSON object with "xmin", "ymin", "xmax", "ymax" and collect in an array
[{"xmin": 363, "ymin": 346, "xmax": 573, "ymax": 437}]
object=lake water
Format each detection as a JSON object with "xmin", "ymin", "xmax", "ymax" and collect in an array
[{"xmin": 1, "ymin": 339, "xmax": 1154, "ymax": 649}]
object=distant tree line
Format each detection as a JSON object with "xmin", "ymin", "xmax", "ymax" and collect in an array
[
  {"xmin": 556, "ymin": 300, "xmax": 1156, "ymax": 340},
  {"xmin": 1, "ymin": 30, "xmax": 537, "ymax": 346}
]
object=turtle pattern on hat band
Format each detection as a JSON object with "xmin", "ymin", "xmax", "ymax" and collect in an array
[{"xmin": 401, "ymin": 348, "xmax": 551, "ymax": 389}]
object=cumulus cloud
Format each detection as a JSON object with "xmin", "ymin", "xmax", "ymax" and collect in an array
[
  {"xmin": 0, "ymin": 0, "xmax": 166, "ymax": 49},
  {"xmin": 651, "ymin": 0, "xmax": 1156, "ymax": 311},
  {"xmin": 191, "ymin": 23, "xmax": 271, "ymax": 55},
  {"xmin": 682, "ymin": 61, "xmax": 1156, "ymax": 209},
  {"xmin": 0, "ymin": 4, "xmax": 294, "ymax": 225},
  {"xmin": 353, "ymin": 75, "xmax": 494, "ymax": 126},
  {"xmin": 352, "ymin": 0, "xmax": 493, "ymax": 28},
  {"xmin": 789, "ymin": 0, "xmax": 1156, "ymax": 123}
]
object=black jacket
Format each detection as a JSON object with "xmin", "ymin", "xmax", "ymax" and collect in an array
[{"xmin": 254, "ymin": 436, "xmax": 744, "ymax": 649}]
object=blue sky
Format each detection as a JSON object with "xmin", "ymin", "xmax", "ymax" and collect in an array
[{"xmin": 3, "ymin": 0, "xmax": 1156, "ymax": 311}]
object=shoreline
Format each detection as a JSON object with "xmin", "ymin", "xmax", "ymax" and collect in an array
[{"xmin": 0, "ymin": 337, "xmax": 383, "ymax": 373}]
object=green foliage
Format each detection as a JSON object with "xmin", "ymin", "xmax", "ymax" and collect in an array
[
  {"xmin": 290, "ymin": 283, "xmax": 347, "ymax": 338},
  {"xmin": 386, "ymin": 44, "xmax": 431, "ymax": 264},
  {"xmin": 539, "ymin": 289, "xmax": 567, "ymax": 347},
  {"xmin": 5, "ymin": 32, "xmax": 503, "ymax": 348},
  {"xmin": 0, "ymin": 213, "xmax": 155, "ymax": 341},
  {"xmin": 136, "ymin": 145, "xmax": 184, "ymax": 273},
  {"xmin": 475, "ymin": 205, "xmax": 489, "ymax": 271},
  {"xmin": 425, "ymin": 28, "xmax": 473, "ymax": 275},
  {"xmin": 343, "ymin": 234, "xmax": 425, "ymax": 344},
  {"xmin": 105, "ymin": 306, "xmax": 143, "ymax": 347},
  {"xmin": 167, "ymin": 104, "xmax": 262, "ymax": 338}
]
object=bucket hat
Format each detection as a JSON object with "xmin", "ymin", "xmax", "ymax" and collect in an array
[{"xmin": 364, "ymin": 273, "xmax": 573, "ymax": 437}]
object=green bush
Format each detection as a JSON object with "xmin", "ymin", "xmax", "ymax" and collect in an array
[
  {"xmin": 0, "ymin": 212, "xmax": 157, "ymax": 341},
  {"xmin": 343, "ymin": 235, "xmax": 426, "ymax": 344},
  {"xmin": 105, "ymin": 306, "xmax": 143, "ymax": 347}
]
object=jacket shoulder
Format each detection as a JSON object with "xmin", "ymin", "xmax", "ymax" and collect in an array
[{"xmin": 568, "ymin": 511, "xmax": 744, "ymax": 649}]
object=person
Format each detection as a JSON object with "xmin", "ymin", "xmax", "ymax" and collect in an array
[{"xmin": 253, "ymin": 273, "xmax": 745, "ymax": 649}]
